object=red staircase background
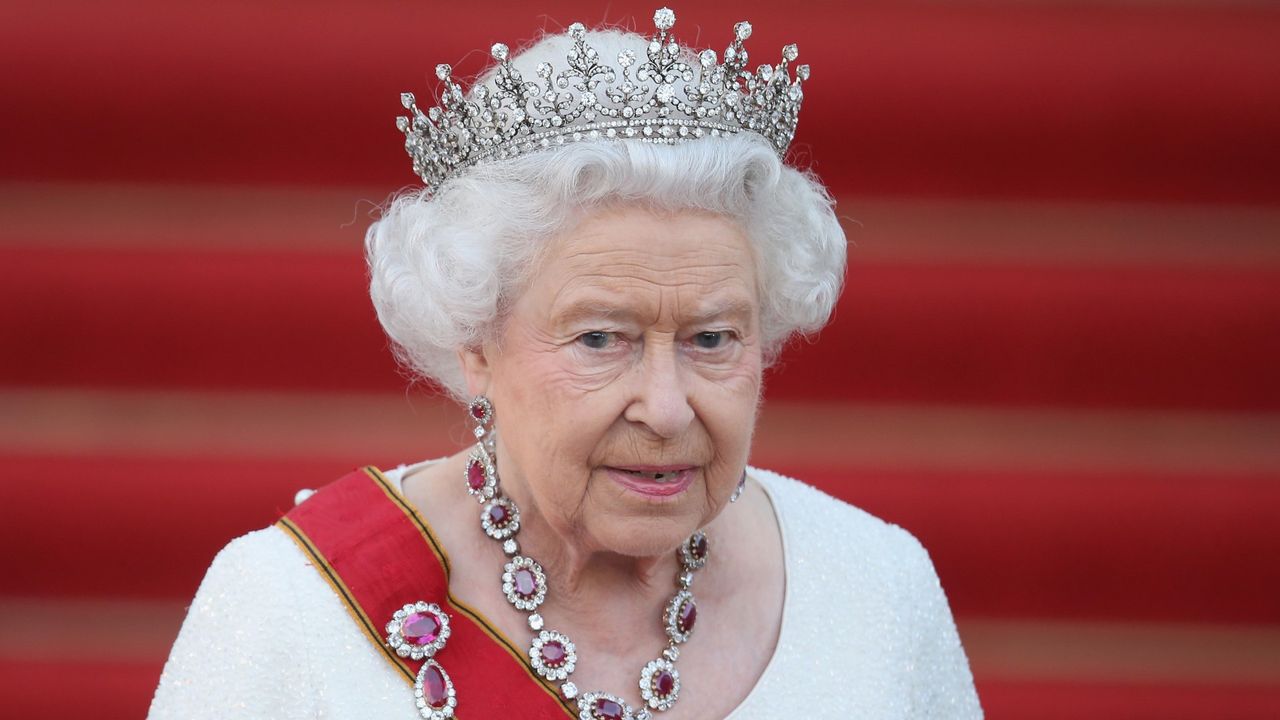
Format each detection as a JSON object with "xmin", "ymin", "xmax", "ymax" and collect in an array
[{"xmin": 3, "ymin": 1, "xmax": 1279, "ymax": 717}]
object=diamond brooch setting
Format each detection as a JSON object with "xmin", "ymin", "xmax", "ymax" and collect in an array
[
  {"xmin": 386, "ymin": 602, "xmax": 451, "ymax": 660},
  {"xmin": 387, "ymin": 602, "xmax": 457, "ymax": 718},
  {"xmin": 413, "ymin": 659, "xmax": 457, "ymax": 719}
]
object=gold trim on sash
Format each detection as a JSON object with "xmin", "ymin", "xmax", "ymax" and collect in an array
[{"xmin": 276, "ymin": 514, "xmax": 416, "ymax": 683}]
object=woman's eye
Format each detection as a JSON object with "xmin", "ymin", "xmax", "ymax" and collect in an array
[
  {"xmin": 578, "ymin": 331, "xmax": 613, "ymax": 349},
  {"xmin": 693, "ymin": 331, "xmax": 731, "ymax": 349}
]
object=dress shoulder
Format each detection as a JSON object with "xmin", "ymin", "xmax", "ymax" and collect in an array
[
  {"xmin": 745, "ymin": 466, "xmax": 984, "ymax": 718},
  {"xmin": 149, "ymin": 526, "xmax": 322, "ymax": 719},
  {"xmin": 151, "ymin": 471, "xmax": 465, "ymax": 719},
  {"xmin": 751, "ymin": 466, "xmax": 931, "ymax": 568}
]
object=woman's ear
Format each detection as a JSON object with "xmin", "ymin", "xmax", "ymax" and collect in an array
[{"xmin": 458, "ymin": 345, "xmax": 492, "ymax": 397}]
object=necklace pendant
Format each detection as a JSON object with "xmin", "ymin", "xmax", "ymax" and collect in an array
[
  {"xmin": 639, "ymin": 658, "xmax": 680, "ymax": 711},
  {"xmin": 678, "ymin": 531, "xmax": 709, "ymax": 571},
  {"xmin": 501, "ymin": 555, "xmax": 548, "ymax": 611},
  {"xmin": 577, "ymin": 691, "xmax": 635, "ymax": 720},
  {"xmin": 529, "ymin": 629, "xmax": 578, "ymax": 681},
  {"xmin": 663, "ymin": 590, "xmax": 697, "ymax": 644},
  {"xmin": 481, "ymin": 496, "xmax": 520, "ymax": 539}
]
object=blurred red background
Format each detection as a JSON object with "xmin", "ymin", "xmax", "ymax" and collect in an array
[{"xmin": 2, "ymin": 0, "xmax": 1279, "ymax": 717}]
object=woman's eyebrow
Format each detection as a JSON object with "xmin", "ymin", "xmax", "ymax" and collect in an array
[
  {"xmin": 551, "ymin": 299, "xmax": 634, "ymax": 326},
  {"xmin": 551, "ymin": 296, "xmax": 756, "ymax": 328},
  {"xmin": 685, "ymin": 298, "xmax": 756, "ymax": 326}
]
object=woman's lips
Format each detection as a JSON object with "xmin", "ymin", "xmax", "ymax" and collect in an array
[{"xmin": 605, "ymin": 466, "xmax": 696, "ymax": 498}]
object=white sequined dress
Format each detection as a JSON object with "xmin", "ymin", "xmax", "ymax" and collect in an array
[{"xmin": 150, "ymin": 466, "xmax": 982, "ymax": 718}]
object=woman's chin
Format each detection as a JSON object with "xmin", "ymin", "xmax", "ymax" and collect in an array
[{"xmin": 586, "ymin": 512, "xmax": 700, "ymax": 559}]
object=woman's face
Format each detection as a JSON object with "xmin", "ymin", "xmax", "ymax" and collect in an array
[{"xmin": 463, "ymin": 204, "xmax": 762, "ymax": 559}]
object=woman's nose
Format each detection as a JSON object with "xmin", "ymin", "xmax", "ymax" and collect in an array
[{"xmin": 622, "ymin": 341, "xmax": 695, "ymax": 439}]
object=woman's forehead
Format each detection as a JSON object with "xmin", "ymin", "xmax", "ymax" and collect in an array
[
  {"xmin": 544, "ymin": 205, "xmax": 755, "ymax": 273},
  {"xmin": 497, "ymin": 205, "xmax": 760, "ymax": 332}
]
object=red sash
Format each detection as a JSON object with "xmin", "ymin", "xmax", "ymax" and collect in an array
[{"xmin": 276, "ymin": 466, "xmax": 576, "ymax": 719}]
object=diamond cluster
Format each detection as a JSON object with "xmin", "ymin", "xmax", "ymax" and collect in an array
[
  {"xmin": 385, "ymin": 602, "xmax": 452, "ymax": 660},
  {"xmin": 397, "ymin": 7, "xmax": 809, "ymax": 192}
]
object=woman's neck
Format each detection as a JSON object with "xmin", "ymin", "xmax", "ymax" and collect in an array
[
  {"xmin": 497, "ymin": 475, "xmax": 692, "ymax": 642},
  {"xmin": 408, "ymin": 448, "xmax": 751, "ymax": 652},
  {"xmin": 403, "ymin": 448, "xmax": 785, "ymax": 717}
]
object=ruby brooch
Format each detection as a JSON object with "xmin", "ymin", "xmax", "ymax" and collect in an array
[
  {"xmin": 385, "ymin": 601, "xmax": 451, "ymax": 660},
  {"xmin": 465, "ymin": 395, "xmax": 709, "ymax": 718},
  {"xmin": 413, "ymin": 659, "xmax": 457, "ymax": 719},
  {"xmin": 386, "ymin": 602, "xmax": 457, "ymax": 718}
]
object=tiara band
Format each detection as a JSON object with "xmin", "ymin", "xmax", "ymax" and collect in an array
[{"xmin": 397, "ymin": 7, "xmax": 810, "ymax": 192}]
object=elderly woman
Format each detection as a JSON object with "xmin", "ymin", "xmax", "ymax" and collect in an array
[{"xmin": 151, "ymin": 9, "xmax": 980, "ymax": 720}]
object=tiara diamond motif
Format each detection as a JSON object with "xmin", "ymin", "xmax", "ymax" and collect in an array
[{"xmin": 397, "ymin": 7, "xmax": 809, "ymax": 191}]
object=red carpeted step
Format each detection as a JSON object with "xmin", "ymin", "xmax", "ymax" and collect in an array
[
  {"xmin": 767, "ymin": 261, "xmax": 1280, "ymax": 411},
  {"xmin": 3, "ymin": 245, "xmax": 1277, "ymax": 411},
  {"xmin": 3, "ymin": 660, "xmax": 1277, "ymax": 720},
  {"xmin": 790, "ymin": 464, "xmax": 1280, "ymax": 625},
  {"xmin": 2, "ymin": 2, "xmax": 1279, "ymax": 203},
  {"xmin": 0, "ymin": 658, "xmax": 163, "ymax": 720},
  {"xmin": 976, "ymin": 679, "xmax": 1280, "ymax": 720},
  {"xmin": 4, "ymin": 453, "xmax": 1276, "ymax": 625},
  {"xmin": 0, "ymin": 454, "xmax": 357, "ymax": 600}
]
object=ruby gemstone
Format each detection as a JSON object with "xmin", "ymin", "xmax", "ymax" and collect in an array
[
  {"xmin": 467, "ymin": 460, "xmax": 486, "ymax": 491},
  {"xmin": 487, "ymin": 503, "xmax": 510, "ymax": 527},
  {"xmin": 514, "ymin": 568, "xmax": 538, "ymax": 598},
  {"xmin": 422, "ymin": 664, "xmax": 449, "ymax": 708},
  {"xmin": 471, "ymin": 404, "xmax": 486, "ymax": 420},
  {"xmin": 691, "ymin": 534, "xmax": 708, "ymax": 560},
  {"xmin": 594, "ymin": 698, "xmax": 625, "ymax": 720},
  {"xmin": 541, "ymin": 640, "xmax": 567, "ymax": 667},
  {"xmin": 654, "ymin": 669, "xmax": 676, "ymax": 697},
  {"xmin": 677, "ymin": 599, "xmax": 697, "ymax": 634},
  {"xmin": 402, "ymin": 611, "xmax": 441, "ymax": 645}
]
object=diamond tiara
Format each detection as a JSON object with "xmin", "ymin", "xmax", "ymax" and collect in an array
[{"xmin": 396, "ymin": 7, "xmax": 810, "ymax": 191}]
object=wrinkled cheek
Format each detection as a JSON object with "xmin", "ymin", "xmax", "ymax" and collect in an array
[
  {"xmin": 709, "ymin": 372, "xmax": 762, "ymax": 470},
  {"xmin": 506, "ymin": 370, "xmax": 619, "ymax": 500},
  {"xmin": 496, "ymin": 352, "xmax": 570, "ymax": 412}
]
